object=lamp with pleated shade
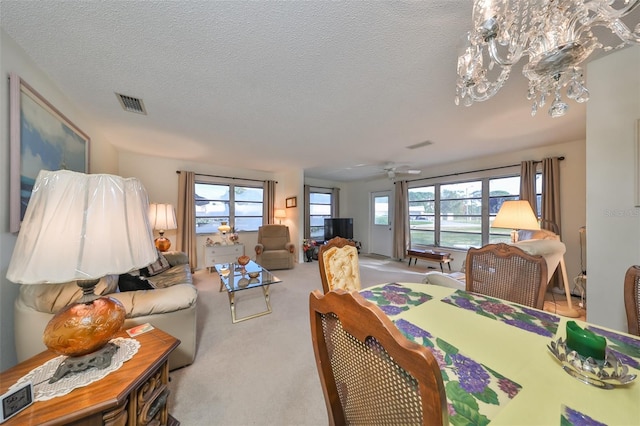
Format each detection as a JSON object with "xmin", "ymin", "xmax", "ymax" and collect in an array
[
  {"xmin": 6, "ymin": 170, "xmax": 157, "ymax": 381},
  {"xmin": 149, "ymin": 203, "xmax": 177, "ymax": 252},
  {"xmin": 492, "ymin": 200, "xmax": 540, "ymax": 243}
]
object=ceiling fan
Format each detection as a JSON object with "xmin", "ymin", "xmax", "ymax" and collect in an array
[{"xmin": 383, "ymin": 164, "xmax": 421, "ymax": 180}]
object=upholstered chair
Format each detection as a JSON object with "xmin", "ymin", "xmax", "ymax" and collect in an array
[
  {"xmin": 318, "ymin": 236, "xmax": 361, "ymax": 294},
  {"xmin": 254, "ymin": 224, "xmax": 295, "ymax": 270}
]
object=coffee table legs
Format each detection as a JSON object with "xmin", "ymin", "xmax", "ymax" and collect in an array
[{"xmin": 227, "ymin": 285, "xmax": 273, "ymax": 323}]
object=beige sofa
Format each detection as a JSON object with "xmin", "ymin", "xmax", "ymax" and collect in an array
[{"xmin": 14, "ymin": 251, "xmax": 197, "ymax": 370}]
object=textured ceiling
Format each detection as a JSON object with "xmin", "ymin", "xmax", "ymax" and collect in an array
[{"xmin": 2, "ymin": 1, "xmax": 630, "ymax": 181}]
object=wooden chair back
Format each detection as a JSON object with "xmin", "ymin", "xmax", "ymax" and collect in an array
[
  {"xmin": 318, "ymin": 237, "xmax": 361, "ymax": 294},
  {"xmin": 465, "ymin": 243, "xmax": 548, "ymax": 309},
  {"xmin": 624, "ymin": 265, "xmax": 640, "ymax": 336},
  {"xmin": 309, "ymin": 289, "xmax": 448, "ymax": 426}
]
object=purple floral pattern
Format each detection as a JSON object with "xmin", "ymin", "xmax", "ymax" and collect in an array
[
  {"xmin": 442, "ymin": 290, "xmax": 560, "ymax": 337},
  {"xmin": 360, "ymin": 283, "xmax": 432, "ymax": 316},
  {"xmin": 586, "ymin": 325, "xmax": 640, "ymax": 370},
  {"xmin": 395, "ymin": 318, "xmax": 522, "ymax": 426},
  {"xmin": 561, "ymin": 405, "xmax": 606, "ymax": 426}
]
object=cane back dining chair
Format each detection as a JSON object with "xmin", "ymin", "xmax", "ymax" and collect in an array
[
  {"xmin": 465, "ymin": 243, "xmax": 548, "ymax": 309},
  {"xmin": 318, "ymin": 237, "xmax": 361, "ymax": 294},
  {"xmin": 309, "ymin": 289, "xmax": 448, "ymax": 426},
  {"xmin": 624, "ymin": 265, "xmax": 640, "ymax": 336}
]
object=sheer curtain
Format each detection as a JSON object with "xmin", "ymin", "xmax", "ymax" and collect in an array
[
  {"xmin": 520, "ymin": 160, "xmax": 537, "ymax": 214},
  {"xmin": 393, "ymin": 180, "xmax": 409, "ymax": 260},
  {"xmin": 176, "ymin": 170, "xmax": 197, "ymax": 270},
  {"xmin": 263, "ymin": 180, "xmax": 276, "ymax": 224}
]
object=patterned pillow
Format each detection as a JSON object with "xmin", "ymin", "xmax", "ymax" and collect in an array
[{"xmin": 140, "ymin": 250, "xmax": 171, "ymax": 277}]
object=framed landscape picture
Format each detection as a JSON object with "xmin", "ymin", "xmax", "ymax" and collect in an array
[{"xmin": 9, "ymin": 72, "xmax": 90, "ymax": 232}]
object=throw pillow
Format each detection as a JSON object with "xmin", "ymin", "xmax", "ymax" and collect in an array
[
  {"xmin": 141, "ymin": 250, "xmax": 171, "ymax": 277},
  {"xmin": 118, "ymin": 273, "xmax": 155, "ymax": 292}
]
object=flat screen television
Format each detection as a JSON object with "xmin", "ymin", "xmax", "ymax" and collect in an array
[{"xmin": 324, "ymin": 218, "xmax": 353, "ymax": 241}]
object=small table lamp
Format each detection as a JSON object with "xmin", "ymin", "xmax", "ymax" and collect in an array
[
  {"xmin": 218, "ymin": 221, "xmax": 232, "ymax": 245},
  {"xmin": 149, "ymin": 203, "xmax": 177, "ymax": 251},
  {"xmin": 274, "ymin": 209, "xmax": 286, "ymax": 224},
  {"xmin": 6, "ymin": 170, "xmax": 157, "ymax": 382},
  {"xmin": 492, "ymin": 200, "xmax": 540, "ymax": 243}
]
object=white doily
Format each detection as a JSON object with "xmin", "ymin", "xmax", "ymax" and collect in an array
[{"xmin": 9, "ymin": 337, "xmax": 140, "ymax": 401}]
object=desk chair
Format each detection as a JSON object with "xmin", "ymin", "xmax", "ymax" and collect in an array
[
  {"xmin": 466, "ymin": 243, "xmax": 548, "ymax": 309},
  {"xmin": 624, "ymin": 265, "xmax": 640, "ymax": 336},
  {"xmin": 309, "ymin": 289, "xmax": 448, "ymax": 426},
  {"xmin": 318, "ymin": 237, "xmax": 361, "ymax": 294}
]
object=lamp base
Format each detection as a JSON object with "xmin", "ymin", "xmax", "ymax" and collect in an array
[
  {"xmin": 49, "ymin": 342, "xmax": 120, "ymax": 383},
  {"xmin": 155, "ymin": 236, "xmax": 171, "ymax": 252}
]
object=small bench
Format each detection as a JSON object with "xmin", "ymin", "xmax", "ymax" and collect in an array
[{"xmin": 407, "ymin": 249, "xmax": 452, "ymax": 272}]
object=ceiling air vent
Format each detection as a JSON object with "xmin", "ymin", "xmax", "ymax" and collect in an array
[
  {"xmin": 115, "ymin": 93, "xmax": 147, "ymax": 115},
  {"xmin": 406, "ymin": 140, "xmax": 433, "ymax": 150}
]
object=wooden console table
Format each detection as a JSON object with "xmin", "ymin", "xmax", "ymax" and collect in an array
[
  {"xmin": 407, "ymin": 248, "xmax": 452, "ymax": 272},
  {"xmin": 0, "ymin": 328, "xmax": 180, "ymax": 426}
]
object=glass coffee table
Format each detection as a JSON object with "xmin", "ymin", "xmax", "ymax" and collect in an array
[{"xmin": 214, "ymin": 260, "xmax": 282, "ymax": 323}]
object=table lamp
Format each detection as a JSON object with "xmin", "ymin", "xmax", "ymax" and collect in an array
[
  {"xmin": 218, "ymin": 221, "xmax": 232, "ymax": 245},
  {"xmin": 6, "ymin": 170, "xmax": 157, "ymax": 382},
  {"xmin": 492, "ymin": 200, "xmax": 540, "ymax": 243},
  {"xmin": 274, "ymin": 209, "xmax": 286, "ymax": 224},
  {"xmin": 149, "ymin": 203, "xmax": 177, "ymax": 251}
]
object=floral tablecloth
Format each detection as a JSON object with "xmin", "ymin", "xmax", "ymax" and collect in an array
[
  {"xmin": 362, "ymin": 284, "xmax": 522, "ymax": 426},
  {"xmin": 442, "ymin": 289, "xmax": 560, "ymax": 337}
]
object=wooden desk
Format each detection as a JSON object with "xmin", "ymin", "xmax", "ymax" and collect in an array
[
  {"xmin": 406, "ymin": 249, "xmax": 452, "ymax": 271},
  {"xmin": 0, "ymin": 328, "xmax": 180, "ymax": 426}
]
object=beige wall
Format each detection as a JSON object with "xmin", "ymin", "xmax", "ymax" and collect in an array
[
  {"xmin": 586, "ymin": 46, "xmax": 640, "ymax": 332},
  {"xmin": 344, "ymin": 139, "xmax": 587, "ymax": 287},
  {"xmin": 118, "ymin": 152, "xmax": 305, "ymax": 266},
  {"xmin": 0, "ymin": 29, "xmax": 119, "ymax": 370}
]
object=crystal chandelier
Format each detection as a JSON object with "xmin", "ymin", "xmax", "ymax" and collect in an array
[{"xmin": 455, "ymin": 0, "xmax": 640, "ymax": 117}]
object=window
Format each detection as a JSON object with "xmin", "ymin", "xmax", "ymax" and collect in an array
[
  {"xmin": 195, "ymin": 181, "xmax": 264, "ymax": 234},
  {"xmin": 440, "ymin": 181, "xmax": 482, "ymax": 249},
  {"xmin": 408, "ymin": 186, "xmax": 435, "ymax": 246},
  {"xmin": 309, "ymin": 190, "xmax": 332, "ymax": 240},
  {"xmin": 374, "ymin": 195, "xmax": 390, "ymax": 225},
  {"xmin": 409, "ymin": 173, "xmax": 542, "ymax": 249}
]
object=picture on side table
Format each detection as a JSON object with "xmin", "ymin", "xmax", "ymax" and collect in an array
[{"xmin": 9, "ymin": 72, "xmax": 90, "ymax": 232}]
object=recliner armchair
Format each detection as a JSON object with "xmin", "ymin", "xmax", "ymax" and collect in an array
[{"xmin": 254, "ymin": 224, "xmax": 295, "ymax": 270}]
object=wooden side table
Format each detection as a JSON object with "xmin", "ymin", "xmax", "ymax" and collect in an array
[{"xmin": 0, "ymin": 328, "xmax": 180, "ymax": 426}]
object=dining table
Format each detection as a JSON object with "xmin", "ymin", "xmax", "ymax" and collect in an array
[{"xmin": 360, "ymin": 282, "xmax": 640, "ymax": 426}]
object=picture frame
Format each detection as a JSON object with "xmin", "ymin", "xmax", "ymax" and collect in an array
[
  {"xmin": 9, "ymin": 73, "xmax": 90, "ymax": 232},
  {"xmin": 286, "ymin": 196, "xmax": 297, "ymax": 208}
]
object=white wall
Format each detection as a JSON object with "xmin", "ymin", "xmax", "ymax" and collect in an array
[
  {"xmin": 0, "ymin": 29, "xmax": 119, "ymax": 370},
  {"xmin": 345, "ymin": 139, "xmax": 587, "ymax": 282},
  {"xmin": 118, "ymin": 152, "xmax": 304, "ymax": 266},
  {"xmin": 586, "ymin": 46, "xmax": 640, "ymax": 332}
]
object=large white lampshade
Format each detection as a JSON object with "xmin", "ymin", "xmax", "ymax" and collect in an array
[
  {"xmin": 7, "ymin": 170, "xmax": 157, "ymax": 283},
  {"xmin": 492, "ymin": 200, "xmax": 540, "ymax": 243}
]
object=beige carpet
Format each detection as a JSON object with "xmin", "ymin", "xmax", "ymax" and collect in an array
[{"xmin": 167, "ymin": 255, "xmax": 431, "ymax": 425}]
